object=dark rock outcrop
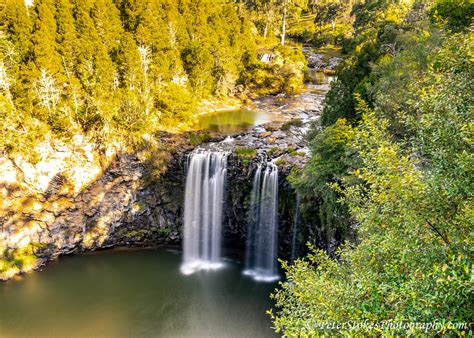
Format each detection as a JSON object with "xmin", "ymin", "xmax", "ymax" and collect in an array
[{"xmin": 1, "ymin": 76, "xmax": 332, "ymax": 280}]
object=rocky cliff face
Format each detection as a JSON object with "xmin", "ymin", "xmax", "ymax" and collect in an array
[
  {"xmin": 1, "ymin": 81, "xmax": 331, "ymax": 281},
  {"xmin": 0, "ymin": 145, "xmax": 300, "ymax": 281},
  {"xmin": 0, "ymin": 135, "xmax": 188, "ymax": 281}
]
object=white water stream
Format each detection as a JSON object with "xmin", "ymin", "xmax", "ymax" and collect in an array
[
  {"xmin": 243, "ymin": 163, "xmax": 280, "ymax": 282},
  {"xmin": 181, "ymin": 150, "xmax": 228, "ymax": 275}
]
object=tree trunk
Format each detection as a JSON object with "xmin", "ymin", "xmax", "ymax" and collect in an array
[{"xmin": 281, "ymin": 3, "xmax": 287, "ymax": 46}]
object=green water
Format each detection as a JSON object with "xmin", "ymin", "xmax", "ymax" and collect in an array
[
  {"xmin": 195, "ymin": 109, "xmax": 268, "ymax": 133},
  {"xmin": 308, "ymin": 70, "xmax": 334, "ymax": 85},
  {"xmin": 0, "ymin": 249, "xmax": 277, "ymax": 338}
]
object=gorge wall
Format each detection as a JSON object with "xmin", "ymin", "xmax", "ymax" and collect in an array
[
  {"xmin": 1, "ymin": 67, "xmax": 338, "ymax": 281},
  {"xmin": 0, "ymin": 136, "xmax": 300, "ymax": 281}
]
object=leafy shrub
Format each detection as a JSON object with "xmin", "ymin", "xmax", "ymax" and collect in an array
[
  {"xmin": 235, "ymin": 147, "xmax": 257, "ymax": 158},
  {"xmin": 281, "ymin": 118, "xmax": 303, "ymax": 130},
  {"xmin": 428, "ymin": 0, "xmax": 474, "ymax": 31}
]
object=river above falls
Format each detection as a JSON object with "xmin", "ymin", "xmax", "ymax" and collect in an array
[
  {"xmin": 194, "ymin": 70, "xmax": 333, "ymax": 135},
  {"xmin": 0, "ymin": 248, "xmax": 277, "ymax": 338},
  {"xmin": 194, "ymin": 108, "xmax": 269, "ymax": 134}
]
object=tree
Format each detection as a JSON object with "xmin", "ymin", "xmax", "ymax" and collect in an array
[
  {"xmin": 0, "ymin": 0, "xmax": 269, "ymax": 154},
  {"xmin": 133, "ymin": 0, "xmax": 173, "ymax": 82},
  {"xmin": 54, "ymin": 0, "xmax": 77, "ymax": 76},
  {"xmin": 279, "ymin": 0, "xmax": 307, "ymax": 45},
  {"xmin": 182, "ymin": 41, "xmax": 214, "ymax": 96},
  {"xmin": 290, "ymin": 118, "xmax": 356, "ymax": 251},
  {"xmin": 272, "ymin": 3, "xmax": 473, "ymax": 335},
  {"xmin": 34, "ymin": 68, "xmax": 60, "ymax": 114},
  {"xmin": 73, "ymin": 0, "xmax": 115, "ymax": 92},
  {"xmin": 0, "ymin": 62, "xmax": 15, "ymax": 109},
  {"xmin": 320, "ymin": 0, "xmax": 413, "ymax": 126},
  {"xmin": 428, "ymin": 0, "xmax": 474, "ymax": 31},
  {"xmin": 245, "ymin": 0, "xmax": 280, "ymax": 39},
  {"xmin": 90, "ymin": 0, "xmax": 124, "ymax": 54},
  {"xmin": 244, "ymin": 0, "xmax": 307, "ymax": 44},
  {"xmin": 31, "ymin": 0, "xmax": 62, "ymax": 75},
  {"xmin": 271, "ymin": 111, "xmax": 472, "ymax": 336},
  {"xmin": 116, "ymin": 31, "xmax": 141, "ymax": 90},
  {"xmin": 2, "ymin": 0, "xmax": 32, "ymax": 62},
  {"xmin": 312, "ymin": 1, "xmax": 345, "ymax": 33}
]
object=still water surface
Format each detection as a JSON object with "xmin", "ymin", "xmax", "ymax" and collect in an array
[
  {"xmin": 194, "ymin": 71, "xmax": 332, "ymax": 134},
  {"xmin": 0, "ymin": 249, "xmax": 277, "ymax": 337},
  {"xmin": 308, "ymin": 70, "xmax": 335, "ymax": 85},
  {"xmin": 195, "ymin": 109, "xmax": 268, "ymax": 134}
]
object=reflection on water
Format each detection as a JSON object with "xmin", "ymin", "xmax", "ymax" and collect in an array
[
  {"xmin": 308, "ymin": 70, "xmax": 335, "ymax": 85},
  {"xmin": 195, "ymin": 109, "xmax": 268, "ymax": 134},
  {"xmin": 0, "ymin": 249, "xmax": 277, "ymax": 338}
]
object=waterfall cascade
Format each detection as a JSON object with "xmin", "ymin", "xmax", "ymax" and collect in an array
[
  {"xmin": 243, "ymin": 162, "xmax": 280, "ymax": 282},
  {"xmin": 181, "ymin": 150, "xmax": 228, "ymax": 275}
]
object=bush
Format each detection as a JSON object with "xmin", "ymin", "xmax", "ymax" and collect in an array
[
  {"xmin": 235, "ymin": 147, "xmax": 257, "ymax": 158},
  {"xmin": 185, "ymin": 131, "xmax": 212, "ymax": 146},
  {"xmin": 155, "ymin": 83, "xmax": 197, "ymax": 124},
  {"xmin": 281, "ymin": 118, "xmax": 303, "ymax": 130},
  {"xmin": 272, "ymin": 10, "xmax": 473, "ymax": 335},
  {"xmin": 239, "ymin": 44, "xmax": 306, "ymax": 96},
  {"xmin": 428, "ymin": 0, "xmax": 474, "ymax": 31}
]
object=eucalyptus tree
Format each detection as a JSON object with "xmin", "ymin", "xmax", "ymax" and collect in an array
[
  {"xmin": 244, "ymin": 0, "xmax": 280, "ymax": 39},
  {"xmin": 311, "ymin": 0, "xmax": 348, "ymax": 32},
  {"xmin": 243, "ymin": 0, "xmax": 307, "ymax": 44},
  {"xmin": 279, "ymin": 0, "xmax": 307, "ymax": 45}
]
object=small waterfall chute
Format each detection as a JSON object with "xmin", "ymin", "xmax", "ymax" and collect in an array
[
  {"xmin": 181, "ymin": 150, "xmax": 228, "ymax": 275},
  {"xmin": 243, "ymin": 162, "xmax": 280, "ymax": 282}
]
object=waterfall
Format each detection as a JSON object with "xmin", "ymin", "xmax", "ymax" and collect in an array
[
  {"xmin": 244, "ymin": 165, "xmax": 262, "ymax": 271},
  {"xmin": 290, "ymin": 193, "xmax": 301, "ymax": 264},
  {"xmin": 181, "ymin": 150, "xmax": 228, "ymax": 275},
  {"xmin": 243, "ymin": 162, "xmax": 279, "ymax": 282}
]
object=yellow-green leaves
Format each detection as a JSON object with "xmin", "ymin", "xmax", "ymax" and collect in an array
[{"xmin": 273, "ymin": 4, "xmax": 473, "ymax": 335}]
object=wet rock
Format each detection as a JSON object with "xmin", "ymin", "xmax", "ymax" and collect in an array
[
  {"xmin": 1, "ymin": 49, "xmax": 335, "ymax": 280},
  {"xmin": 272, "ymin": 131, "xmax": 286, "ymax": 139},
  {"xmin": 304, "ymin": 50, "xmax": 342, "ymax": 71},
  {"xmin": 258, "ymin": 132, "xmax": 272, "ymax": 138}
]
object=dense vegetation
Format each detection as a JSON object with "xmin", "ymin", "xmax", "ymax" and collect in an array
[
  {"xmin": 0, "ymin": 0, "xmax": 309, "ymax": 158},
  {"xmin": 273, "ymin": 0, "xmax": 473, "ymax": 335},
  {"xmin": 1, "ymin": 0, "xmax": 471, "ymax": 335}
]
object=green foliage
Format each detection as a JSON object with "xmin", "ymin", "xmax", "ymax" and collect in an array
[
  {"xmin": 185, "ymin": 131, "xmax": 212, "ymax": 146},
  {"xmin": 235, "ymin": 146, "xmax": 257, "ymax": 166},
  {"xmin": 266, "ymin": 146, "xmax": 281, "ymax": 157},
  {"xmin": 274, "ymin": 108, "xmax": 473, "ymax": 336},
  {"xmin": 235, "ymin": 147, "xmax": 257, "ymax": 158},
  {"xmin": 274, "ymin": 2, "xmax": 473, "ymax": 336},
  {"xmin": 428, "ymin": 0, "xmax": 474, "ymax": 31},
  {"xmin": 32, "ymin": 0, "xmax": 62, "ymax": 74},
  {"xmin": 287, "ymin": 0, "xmax": 353, "ymax": 46},
  {"xmin": 0, "ymin": 0, "xmax": 308, "ymax": 157},
  {"xmin": 321, "ymin": 0, "xmax": 415, "ymax": 126},
  {"xmin": 2, "ymin": 0, "xmax": 32, "ymax": 61},
  {"xmin": 293, "ymin": 119, "xmax": 355, "ymax": 192},
  {"xmin": 240, "ymin": 44, "xmax": 306, "ymax": 95},
  {"xmin": 290, "ymin": 118, "xmax": 356, "ymax": 246},
  {"xmin": 244, "ymin": 0, "xmax": 309, "ymax": 42},
  {"xmin": 313, "ymin": 22, "xmax": 352, "ymax": 47},
  {"xmin": 0, "ymin": 245, "xmax": 38, "ymax": 274},
  {"xmin": 155, "ymin": 83, "xmax": 197, "ymax": 126}
]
